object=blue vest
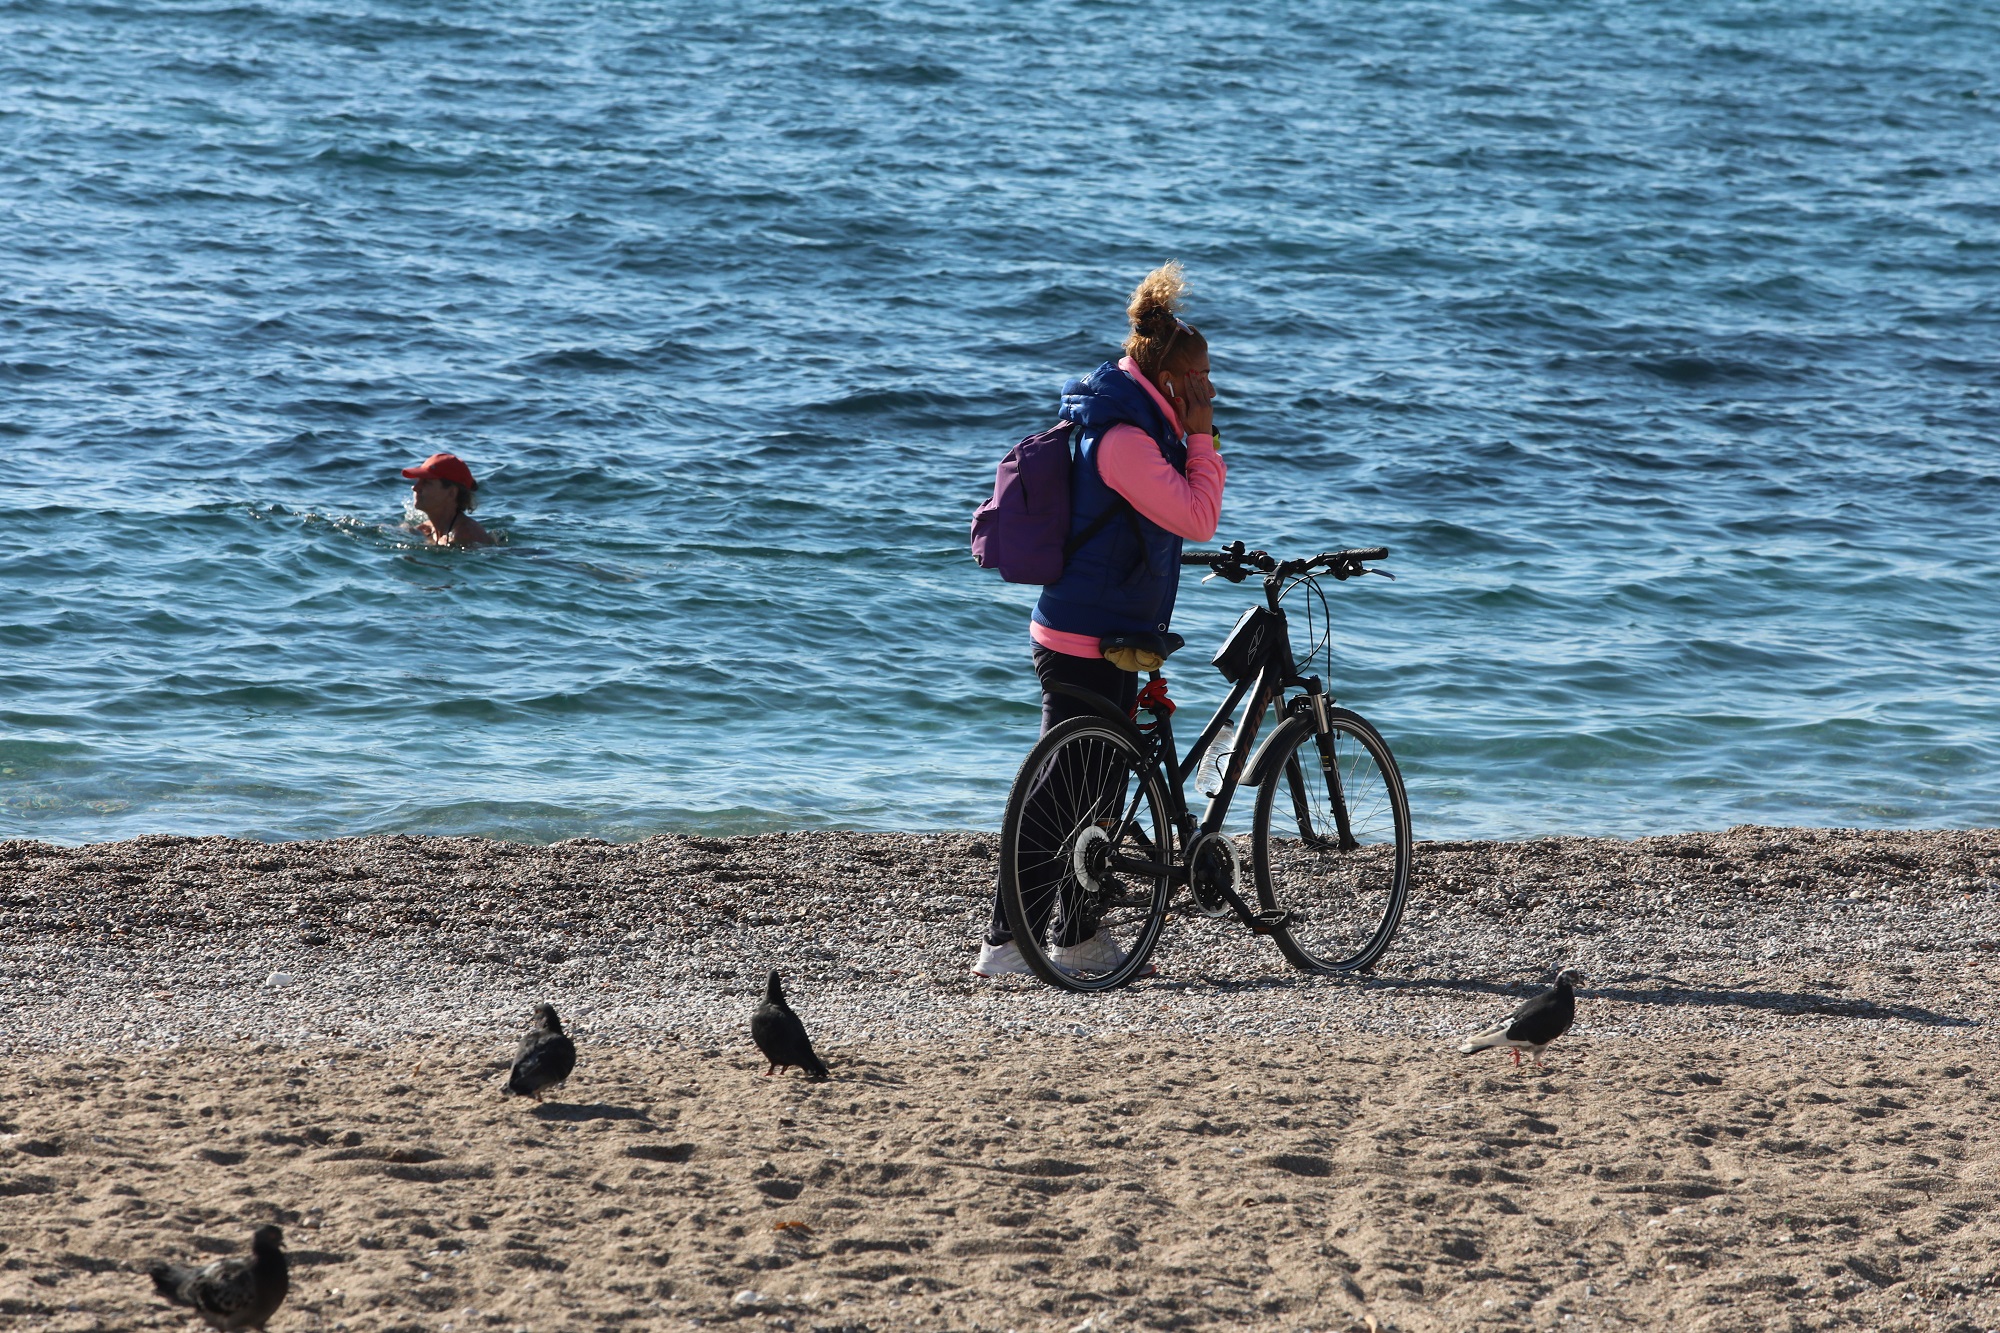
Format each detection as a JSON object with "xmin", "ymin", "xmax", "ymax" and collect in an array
[{"xmin": 1033, "ymin": 361, "xmax": 1188, "ymax": 640}]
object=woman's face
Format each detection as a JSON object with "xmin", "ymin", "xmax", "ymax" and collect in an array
[{"xmin": 410, "ymin": 476, "xmax": 453, "ymax": 514}]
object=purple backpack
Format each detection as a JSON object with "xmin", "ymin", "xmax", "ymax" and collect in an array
[{"xmin": 970, "ymin": 422, "xmax": 1127, "ymax": 584}]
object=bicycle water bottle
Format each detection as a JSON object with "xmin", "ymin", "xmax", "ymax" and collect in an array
[{"xmin": 1195, "ymin": 722, "xmax": 1236, "ymax": 797}]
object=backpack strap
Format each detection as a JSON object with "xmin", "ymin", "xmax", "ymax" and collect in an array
[
  {"xmin": 1059, "ymin": 419, "xmax": 1152, "ymax": 564},
  {"xmin": 1062, "ymin": 496, "xmax": 1134, "ymax": 560}
]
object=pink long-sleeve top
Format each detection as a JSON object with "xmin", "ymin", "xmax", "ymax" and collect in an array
[{"xmin": 1031, "ymin": 356, "xmax": 1227, "ymax": 659}]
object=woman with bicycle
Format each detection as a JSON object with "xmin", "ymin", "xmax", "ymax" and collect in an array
[{"xmin": 974, "ymin": 262, "xmax": 1227, "ymax": 979}]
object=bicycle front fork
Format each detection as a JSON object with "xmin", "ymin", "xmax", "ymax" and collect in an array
[{"xmin": 1293, "ymin": 676, "xmax": 1360, "ymax": 852}]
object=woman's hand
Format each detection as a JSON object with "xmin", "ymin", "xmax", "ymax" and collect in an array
[{"xmin": 1164, "ymin": 370, "xmax": 1215, "ymax": 437}]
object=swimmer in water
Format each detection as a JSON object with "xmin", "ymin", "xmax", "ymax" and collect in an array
[{"xmin": 401, "ymin": 452, "xmax": 493, "ymax": 547}]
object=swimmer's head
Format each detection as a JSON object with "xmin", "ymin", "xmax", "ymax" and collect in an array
[
  {"xmin": 1123, "ymin": 261, "xmax": 1207, "ymax": 379},
  {"xmin": 402, "ymin": 452, "xmax": 477, "ymax": 515}
]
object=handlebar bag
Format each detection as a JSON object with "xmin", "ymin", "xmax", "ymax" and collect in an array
[{"xmin": 1212, "ymin": 606, "xmax": 1289, "ymax": 682}]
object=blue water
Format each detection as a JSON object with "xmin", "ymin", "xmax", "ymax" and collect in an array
[{"xmin": 4, "ymin": 1, "xmax": 1998, "ymax": 845}]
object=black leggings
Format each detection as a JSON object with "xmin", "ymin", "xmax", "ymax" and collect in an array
[{"xmin": 985, "ymin": 647, "xmax": 1139, "ymax": 946}]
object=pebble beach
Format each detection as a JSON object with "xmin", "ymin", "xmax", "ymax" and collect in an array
[
  {"xmin": 4, "ymin": 825, "xmax": 1998, "ymax": 1050},
  {"xmin": 3, "ymin": 826, "xmax": 1997, "ymax": 1331}
]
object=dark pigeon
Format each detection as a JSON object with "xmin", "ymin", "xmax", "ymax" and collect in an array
[
  {"xmin": 751, "ymin": 970, "xmax": 828, "ymax": 1079},
  {"xmin": 505, "ymin": 1002, "xmax": 577, "ymax": 1101},
  {"xmin": 1458, "ymin": 967, "xmax": 1586, "ymax": 1067},
  {"xmin": 148, "ymin": 1224, "xmax": 289, "ymax": 1332}
]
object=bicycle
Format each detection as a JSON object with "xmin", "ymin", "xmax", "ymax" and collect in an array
[{"xmin": 996, "ymin": 541, "xmax": 1412, "ymax": 993}]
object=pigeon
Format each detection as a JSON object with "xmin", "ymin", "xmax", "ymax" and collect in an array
[
  {"xmin": 1458, "ymin": 967, "xmax": 1586, "ymax": 1066},
  {"xmin": 505, "ymin": 1002, "xmax": 577, "ymax": 1101},
  {"xmin": 148, "ymin": 1224, "xmax": 289, "ymax": 1332},
  {"xmin": 750, "ymin": 970, "xmax": 828, "ymax": 1079}
]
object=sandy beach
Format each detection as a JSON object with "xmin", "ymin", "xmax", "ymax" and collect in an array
[{"xmin": 3, "ymin": 826, "xmax": 1998, "ymax": 1331}]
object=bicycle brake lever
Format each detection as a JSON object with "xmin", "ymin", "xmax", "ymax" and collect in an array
[{"xmin": 1366, "ymin": 567, "xmax": 1396, "ymax": 580}]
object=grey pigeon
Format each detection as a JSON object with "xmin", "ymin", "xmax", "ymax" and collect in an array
[
  {"xmin": 751, "ymin": 970, "xmax": 828, "ymax": 1079},
  {"xmin": 148, "ymin": 1224, "xmax": 288, "ymax": 1331},
  {"xmin": 505, "ymin": 1002, "xmax": 577, "ymax": 1100},
  {"xmin": 1458, "ymin": 967, "xmax": 1586, "ymax": 1066}
]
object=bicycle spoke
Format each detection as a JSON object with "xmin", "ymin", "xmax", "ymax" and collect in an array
[{"xmin": 1283, "ymin": 752, "xmax": 1316, "ymax": 843}]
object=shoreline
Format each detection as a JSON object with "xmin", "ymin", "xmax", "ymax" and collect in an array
[{"xmin": 2, "ymin": 824, "xmax": 1995, "ymax": 1049}]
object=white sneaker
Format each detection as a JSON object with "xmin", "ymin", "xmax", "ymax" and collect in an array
[
  {"xmin": 972, "ymin": 939, "xmax": 1034, "ymax": 977},
  {"xmin": 1049, "ymin": 929, "xmax": 1156, "ymax": 978}
]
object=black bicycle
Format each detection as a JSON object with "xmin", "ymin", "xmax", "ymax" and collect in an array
[{"xmin": 997, "ymin": 541, "xmax": 1412, "ymax": 992}]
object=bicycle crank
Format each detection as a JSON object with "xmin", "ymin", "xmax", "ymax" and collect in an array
[{"xmin": 1184, "ymin": 830, "xmax": 1242, "ymax": 920}]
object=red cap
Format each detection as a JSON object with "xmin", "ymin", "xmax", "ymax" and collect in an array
[{"xmin": 401, "ymin": 453, "xmax": 477, "ymax": 490}]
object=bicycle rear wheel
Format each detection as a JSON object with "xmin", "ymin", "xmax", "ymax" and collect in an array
[
  {"xmin": 1251, "ymin": 707, "xmax": 1411, "ymax": 973},
  {"xmin": 998, "ymin": 716, "xmax": 1174, "ymax": 993}
]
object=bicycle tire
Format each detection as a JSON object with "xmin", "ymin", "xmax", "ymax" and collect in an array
[
  {"xmin": 1250, "ymin": 707, "xmax": 1412, "ymax": 974},
  {"xmin": 997, "ymin": 716, "xmax": 1175, "ymax": 993}
]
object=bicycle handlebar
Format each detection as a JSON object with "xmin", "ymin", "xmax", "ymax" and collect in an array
[
  {"xmin": 1181, "ymin": 541, "xmax": 1392, "ymax": 582},
  {"xmin": 1181, "ymin": 548, "xmax": 1272, "ymax": 572}
]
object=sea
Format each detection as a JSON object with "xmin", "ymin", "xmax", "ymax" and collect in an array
[{"xmin": 4, "ymin": 0, "xmax": 1997, "ymax": 846}]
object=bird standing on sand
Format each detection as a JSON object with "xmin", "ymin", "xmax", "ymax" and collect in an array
[
  {"xmin": 751, "ymin": 970, "xmax": 829, "ymax": 1079},
  {"xmin": 148, "ymin": 1224, "xmax": 289, "ymax": 1331},
  {"xmin": 1458, "ymin": 967, "xmax": 1586, "ymax": 1067},
  {"xmin": 505, "ymin": 1002, "xmax": 578, "ymax": 1101}
]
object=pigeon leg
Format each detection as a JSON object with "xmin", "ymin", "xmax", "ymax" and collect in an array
[
  {"xmin": 1511, "ymin": 1048, "xmax": 1521, "ymax": 1067},
  {"xmin": 765, "ymin": 1065, "xmax": 775, "ymax": 1076}
]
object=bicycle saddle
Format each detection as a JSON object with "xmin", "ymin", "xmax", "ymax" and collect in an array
[{"xmin": 1099, "ymin": 631, "xmax": 1185, "ymax": 673}]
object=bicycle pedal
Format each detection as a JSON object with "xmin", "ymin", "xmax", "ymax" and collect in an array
[{"xmin": 1248, "ymin": 910, "xmax": 1291, "ymax": 935}]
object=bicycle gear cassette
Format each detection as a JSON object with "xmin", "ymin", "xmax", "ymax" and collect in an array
[{"xmin": 1070, "ymin": 823, "xmax": 1111, "ymax": 895}]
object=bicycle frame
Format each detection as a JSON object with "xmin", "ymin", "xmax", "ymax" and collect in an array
[
  {"xmin": 1162, "ymin": 601, "xmax": 1324, "ymax": 819},
  {"xmin": 1084, "ymin": 580, "xmax": 1339, "ymax": 932},
  {"xmin": 1155, "ymin": 657, "xmax": 1280, "ymax": 838}
]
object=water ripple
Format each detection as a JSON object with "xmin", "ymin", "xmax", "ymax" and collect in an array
[{"xmin": 2, "ymin": 0, "xmax": 1997, "ymax": 842}]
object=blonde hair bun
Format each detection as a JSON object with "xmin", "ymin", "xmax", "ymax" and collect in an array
[
  {"xmin": 1122, "ymin": 262, "xmax": 1203, "ymax": 373},
  {"xmin": 1127, "ymin": 261, "xmax": 1186, "ymax": 339}
]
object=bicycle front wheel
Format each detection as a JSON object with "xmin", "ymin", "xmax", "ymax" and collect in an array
[
  {"xmin": 998, "ymin": 716, "xmax": 1174, "ymax": 993},
  {"xmin": 1251, "ymin": 707, "xmax": 1411, "ymax": 973}
]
